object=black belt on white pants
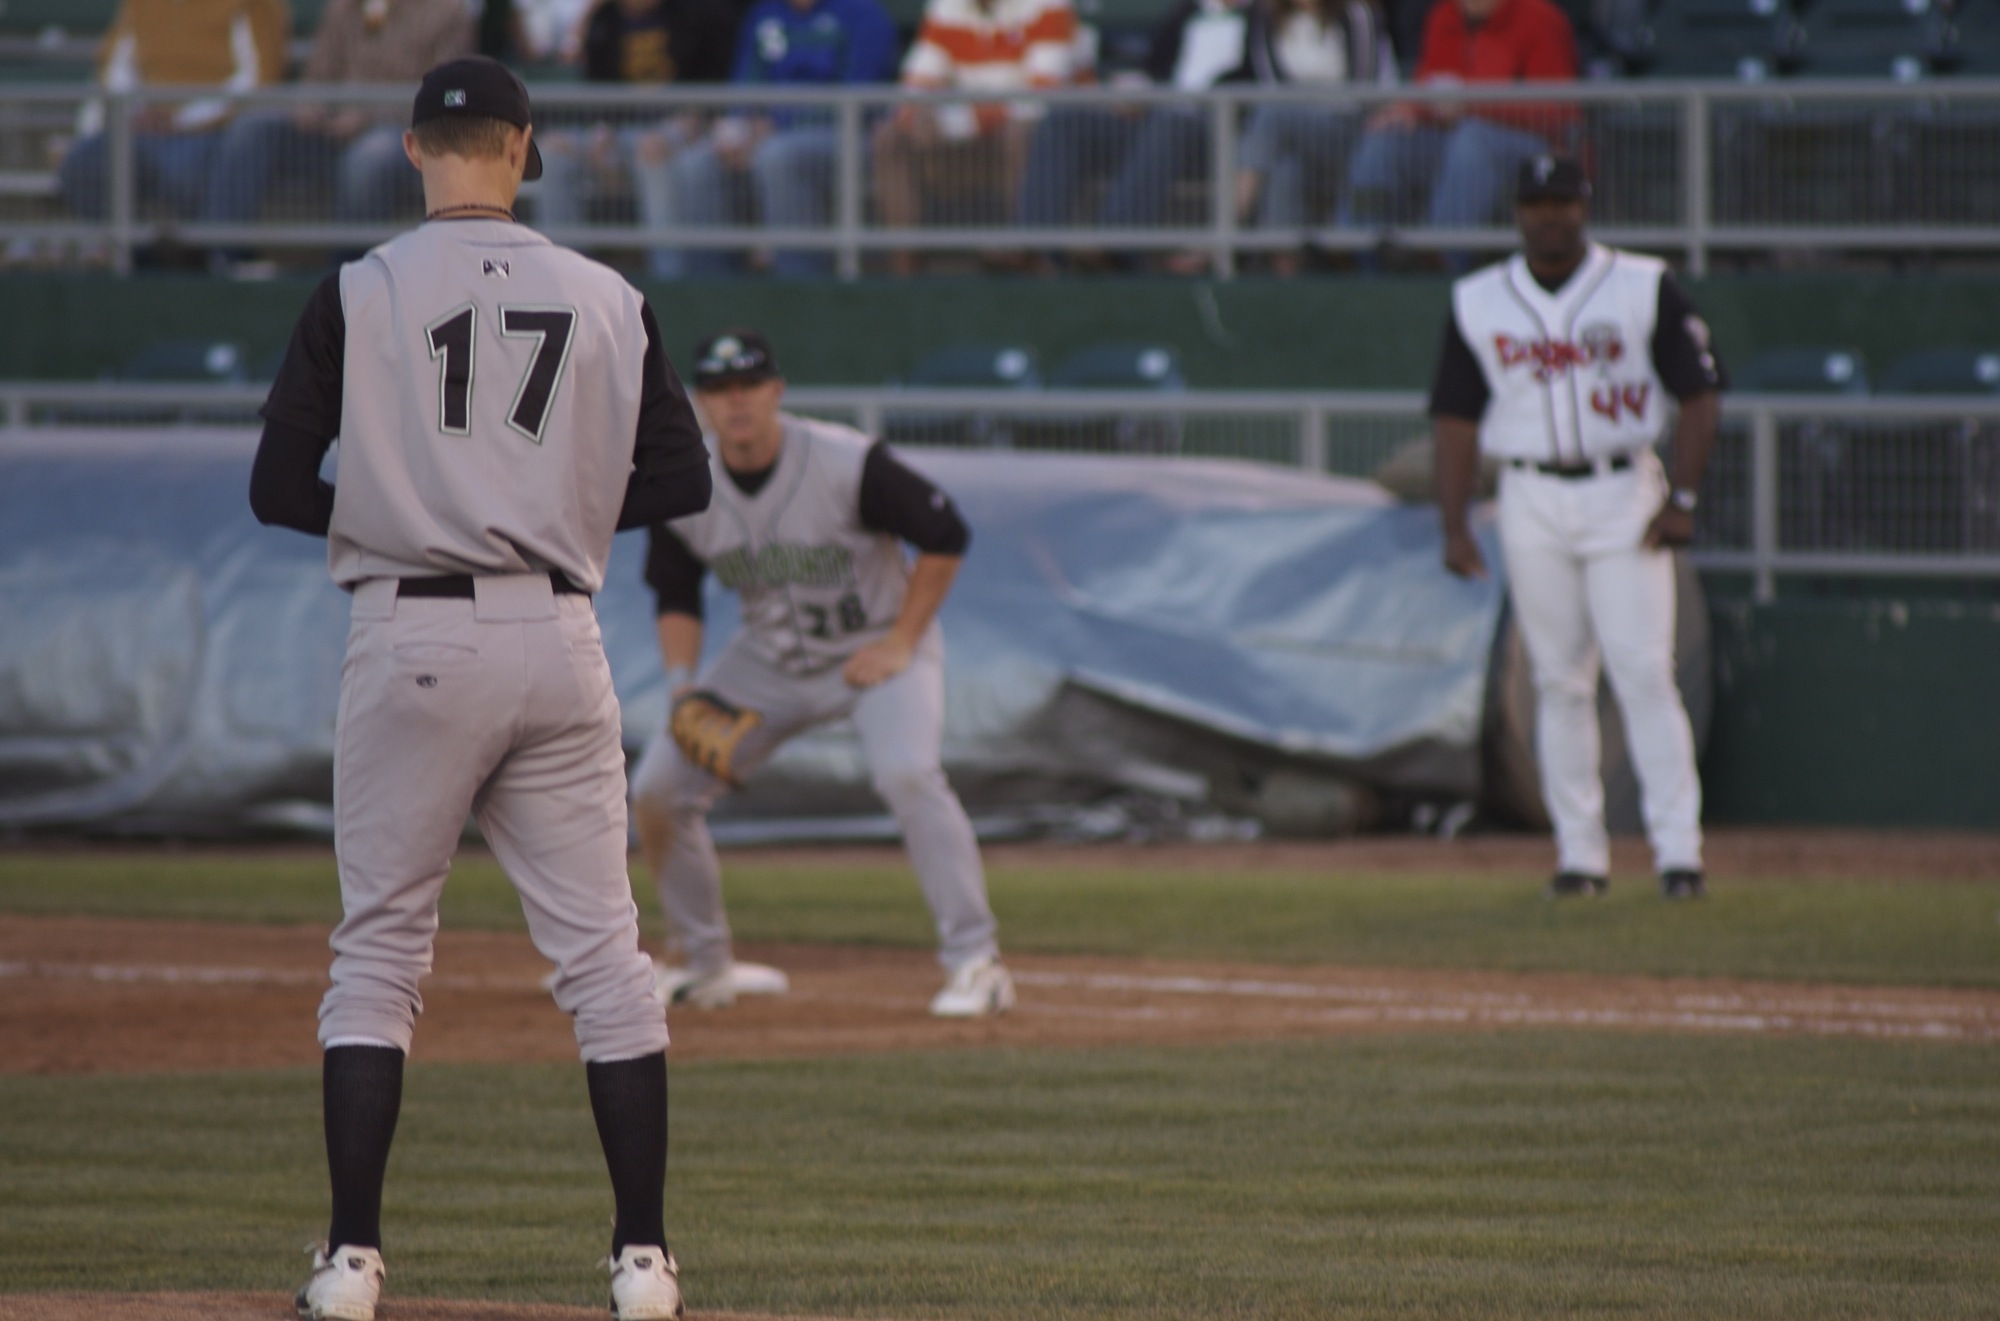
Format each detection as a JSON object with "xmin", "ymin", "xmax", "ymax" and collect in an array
[
  {"xmin": 1508, "ymin": 455, "xmax": 1634, "ymax": 480},
  {"xmin": 395, "ymin": 570, "xmax": 590, "ymax": 599}
]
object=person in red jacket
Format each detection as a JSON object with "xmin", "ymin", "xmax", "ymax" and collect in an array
[{"xmin": 1336, "ymin": 0, "xmax": 1576, "ymax": 258}]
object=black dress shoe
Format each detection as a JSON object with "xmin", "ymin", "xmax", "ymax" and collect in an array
[
  {"xmin": 1661, "ymin": 869, "xmax": 1707, "ymax": 900},
  {"xmin": 1545, "ymin": 871, "xmax": 1609, "ymax": 899}
]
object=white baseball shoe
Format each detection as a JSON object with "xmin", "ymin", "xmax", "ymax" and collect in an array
[
  {"xmin": 604, "ymin": 1244, "xmax": 685, "ymax": 1320},
  {"xmin": 295, "ymin": 1243, "xmax": 384, "ymax": 1321},
  {"xmin": 929, "ymin": 956, "xmax": 1016, "ymax": 1019},
  {"xmin": 654, "ymin": 959, "xmax": 789, "ymax": 1010}
]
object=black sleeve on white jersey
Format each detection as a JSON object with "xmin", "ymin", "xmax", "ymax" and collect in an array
[
  {"xmin": 250, "ymin": 272, "xmax": 345, "ymax": 536},
  {"xmin": 1427, "ymin": 307, "xmax": 1492, "ymax": 421},
  {"xmin": 617, "ymin": 300, "xmax": 714, "ymax": 531},
  {"xmin": 1651, "ymin": 272, "xmax": 1729, "ymax": 399},
  {"xmin": 858, "ymin": 441, "xmax": 971, "ymax": 556},
  {"xmin": 644, "ymin": 524, "xmax": 708, "ymax": 620}
]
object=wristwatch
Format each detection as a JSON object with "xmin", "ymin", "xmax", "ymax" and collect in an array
[{"xmin": 1669, "ymin": 488, "xmax": 1699, "ymax": 513}]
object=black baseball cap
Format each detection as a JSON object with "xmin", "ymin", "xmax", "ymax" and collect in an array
[
  {"xmin": 692, "ymin": 330, "xmax": 780, "ymax": 387},
  {"xmin": 1517, "ymin": 154, "xmax": 1590, "ymax": 204},
  {"xmin": 411, "ymin": 56, "xmax": 544, "ymax": 181}
]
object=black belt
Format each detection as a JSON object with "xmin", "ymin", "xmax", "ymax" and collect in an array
[
  {"xmin": 1510, "ymin": 455, "xmax": 1633, "ymax": 480},
  {"xmin": 396, "ymin": 570, "xmax": 590, "ymax": 599}
]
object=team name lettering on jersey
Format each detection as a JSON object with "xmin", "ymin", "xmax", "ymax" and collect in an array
[
  {"xmin": 1493, "ymin": 324, "xmax": 1627, "ymax": 382},
  {"xmin": 710, "ymin": 542, "xmax": 856, "ymax": 591}
]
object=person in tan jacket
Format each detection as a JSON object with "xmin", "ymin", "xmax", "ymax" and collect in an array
[
  {"xmin": 58, "ymin": 0, "xmax": 291, "ymax": 222},
  {"xmin": 207, "ymin": 0, "xmax": 475, "ymax": 233}
]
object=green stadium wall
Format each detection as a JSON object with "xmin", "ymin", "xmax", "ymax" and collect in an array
[
  {"xmin": 4, "ymin": 271, "xmax": 1998, "ymax": 390},
  {"xmin": 2, "ymin": 271, "xmax": 1994, "ymax": 831}
]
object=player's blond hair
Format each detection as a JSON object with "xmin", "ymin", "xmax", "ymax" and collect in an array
[{"xmin": 411, "ymin": 116, "xmax": 519, "ymax": 163}]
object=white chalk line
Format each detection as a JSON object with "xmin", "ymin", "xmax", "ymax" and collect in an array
[{"xmin": 2, "ymin": 960, "xmax": 1993, "ymax": 1042}]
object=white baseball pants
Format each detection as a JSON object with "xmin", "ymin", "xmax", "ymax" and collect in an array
[
  {"xmin": 1496, "ymin": 454, "xmax": 1704, "ymax": 876},
  {"xmin": 628, "ymin": 622, "xmax": 999, "ymax": 978},
  {"xmin": 322, "ymin": 575, "xmax": 669, "ymax": 1063}
]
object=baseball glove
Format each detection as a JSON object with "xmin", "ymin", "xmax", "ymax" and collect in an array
[{"xmin": 670, "ymin": 691, "xmax": 763, "ymax": 787}]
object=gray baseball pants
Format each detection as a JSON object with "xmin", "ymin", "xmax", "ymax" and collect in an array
[
  {"xmin": 628, "ymin": 624, "xmax": 998, "ymax": 977},
  {"xmin": 321, "ymin": 575, "xmax": 669, "ymax": 1062}
]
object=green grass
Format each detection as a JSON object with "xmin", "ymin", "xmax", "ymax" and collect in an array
[
  {"xmin": 4, "ymin": 850, "xmax": 1998, "ymax": 987},
  {"xmin": 3, "ymin": 1035, "xmax": 1997, "ymax": 1318}
]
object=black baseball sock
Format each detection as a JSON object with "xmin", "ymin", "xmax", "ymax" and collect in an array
[
  {"xmin": 586, "ymin": 1052, "xmax": 669, "ymax": 1256},
  {"xmin": 322, "ymin": 1044, "xmax": 406, "ymax": 1251}
]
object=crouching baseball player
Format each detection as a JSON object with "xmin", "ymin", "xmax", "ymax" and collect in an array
[{"xmin": 630, "ymin": 329, "xmax": 1015, "ymax": 1019}]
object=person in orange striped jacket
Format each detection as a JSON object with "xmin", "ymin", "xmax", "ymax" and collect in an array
[{"xmin": 871, "ymin": 0, "xmax": 1081, "ymax": 274}]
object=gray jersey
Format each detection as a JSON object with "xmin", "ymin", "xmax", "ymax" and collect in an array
[
  {"xmin": 669, "ymin": 414, "xmax": 911, "ymax": 676},
  {"xmin": 329, "ymin": 219, "xmax": 649, "ymax": 592}
]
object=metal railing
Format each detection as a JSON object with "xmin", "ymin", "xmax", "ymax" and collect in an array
[
  {"xmin": 3, "ymin": 79, "xmax": 2000, "ymax": 275},
  {"xmin": 4, "ymin": 381, "xmax": 1996, "ymax": 595}
]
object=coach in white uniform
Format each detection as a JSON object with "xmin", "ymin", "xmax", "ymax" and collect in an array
[
  {"xmin": 252, "ymin": 57, "xmax": 707, "ymax": 1321},
  {"xmin": 629, "ymin": 329, "xmax": 1016, "ymax": 1018},
  {"xmin": 1431, "ymin": 155, "xmax": 1725, "ymax": 900}
]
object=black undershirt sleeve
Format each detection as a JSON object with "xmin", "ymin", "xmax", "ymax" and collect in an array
[
  {"xmin": 643, "ymin": 525, "xmax": 708, "ymax": 620},
  {"xmin": 250, "ymin": 272, "xmax": 346, "ymax": 536},
  {"xmin": 1651, "ymin": 272, "xmax": 1730, "ymax": 400},
  {"xmin": 1427, "ymin": 308, "xmax": 1492, "ymax": 421},
  {"xmin": 618, "ymin": 301, "xmax": 713, "ymax": 531},
  {"xmin": 857, "ymin": 441, "xmax": 971, "ymax": 555}
]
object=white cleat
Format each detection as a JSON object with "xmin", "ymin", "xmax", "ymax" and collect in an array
[
  {"xmin": 295, "ymin": 1243, "xmax": 384, "ymax": 1321},
  {"xmin": 929, "ymin": 956, "xmax": 1016, "ymax": 1019},
  {"xmin": 654, "ymin": 959, "xmax": 790, "ymax": 1010},
  {"xmin": 605, "ymin": 1245, "xmax": 685, "ymax": 1320}
]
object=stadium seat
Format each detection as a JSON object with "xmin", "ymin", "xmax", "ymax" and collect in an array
[
  {"xmin": 1791, "ymin": 0, "xmax": 1947, "ymax": 78},
  {"xmin": 1617, "ymin": 0, "xmax": 1804, "ymax": 78},
  {"xmin": 1731, "ymin": 346, "xmax": 1871, "ymax": 393},
  {"xmin": 1020, "ymin": 343, "xmax": 1186, "ymax": 453},
  {"xmin": 1048, "ymin": 343, "xmax": 1185, "ymax": 391},
  {"xmin": 114, "ymin": 340, "xmax": 252, "ymax": 384},
  {"xmin": 0, "ymin": 0, "xmax": 121, "ymax": 36},
  {"xmin": 884, "ymin": 343, "xmax": 1042, "ymax": 449},
  {"xmin": 901, "ymin": 343, "xmax": 1042, "ymax": 389},
  {"xmin": 1877, "ymin": 346, "xmax": 2000, "ymax": 394}
]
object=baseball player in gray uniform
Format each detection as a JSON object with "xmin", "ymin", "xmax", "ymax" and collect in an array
[
  {"xmin": 250, "ymin": 57, "xmax": 709, "ymax": 1321},
  {"xmin": 628, "ymin": 329, "xmax": 1015, "ymax": 1019},
  {"xmin": 1430, "ymin": 155, "xmax": 1725, "ymax": 901}
]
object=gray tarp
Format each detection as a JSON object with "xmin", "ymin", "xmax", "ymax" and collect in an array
[{"xmin": 0, "ymin": 428, "xmax": 1507, "ymax": 836}]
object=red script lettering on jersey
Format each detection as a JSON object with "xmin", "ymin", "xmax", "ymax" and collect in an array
[{"xmin": 1493, "ymin": 332, "xmax": 1627, "ymax": 382}]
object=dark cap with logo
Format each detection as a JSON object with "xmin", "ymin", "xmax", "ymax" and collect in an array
[
  {"xmin": 1516, "ymin": 154, "xmax": 1590, "ymax": 204},
  {"xmin": 411, "ymin": 56, "xmax": 543, "ymax": 181},
  {"xmin": 692, "ymin": 330, "xmax": 780, "ymax": 387}
]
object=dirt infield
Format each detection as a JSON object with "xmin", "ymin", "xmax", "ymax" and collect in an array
[
  {"xmin": 0, "ymin": 1294, "xmax": 822, "ymax": 1321},
  {"xmin": 7, "ymin": 828, "xmax": 1998, "ymax": 1321}
]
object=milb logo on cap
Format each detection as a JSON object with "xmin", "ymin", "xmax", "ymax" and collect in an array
[{"xmin": 444, "ymin": 89, "xmax": 467, "ymax": 107}]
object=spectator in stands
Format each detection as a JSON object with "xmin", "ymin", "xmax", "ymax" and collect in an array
[
  {"xmin": 665, "ymin": 0, "xmax": 900, "ymax": 277},
  {"xmin": 873, "ymin": 0, "xmax": 1081, "ymax": 276},
  {"xmin": 1019, "ymin": 0, "xmax": 1387, "ymax": 271},
  {"xmin": 531, "ymin": 0, "xmax": 739, "ymax": 277},
  {"xmin": 1336, "ymin": 0, "xmax": 1576, "ymax": 262},
  {"xmin": 205, "ymin": 0, "xmax": 475, "ymax": 252},
  {"xmin": 57, "ymin": 0, "xmax": 291, "ymax": 226},
  {"xmin": 1234, "ymin": 0, "xmax": 1396, "ymax": 273}
]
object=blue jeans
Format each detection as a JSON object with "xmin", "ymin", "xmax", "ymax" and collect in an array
[
  {"xmin": 1338, "ymin": 115, "xmax": 1552, "ymax": 230},
  {"xmin": 754, "ymin": 126, "xmax": 839, "ymax": 278},
  {"xmin": 533, "ymin": 122, "xmax": 693, "ymax": 278},
  {"xmin": 1017, "ymin": 105, "xmax": 1206, "ymax": 229},
  {"xmin": 59, "ymin": 128, "xmax": 223, "ymax": 220},
  {"xmin": 1238, "ymin": 103, "xmax": 1362, "ymax": 228},
  {"xmin": 204, "ymin": 112, "xmax": 418, "ymax": 224}
]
